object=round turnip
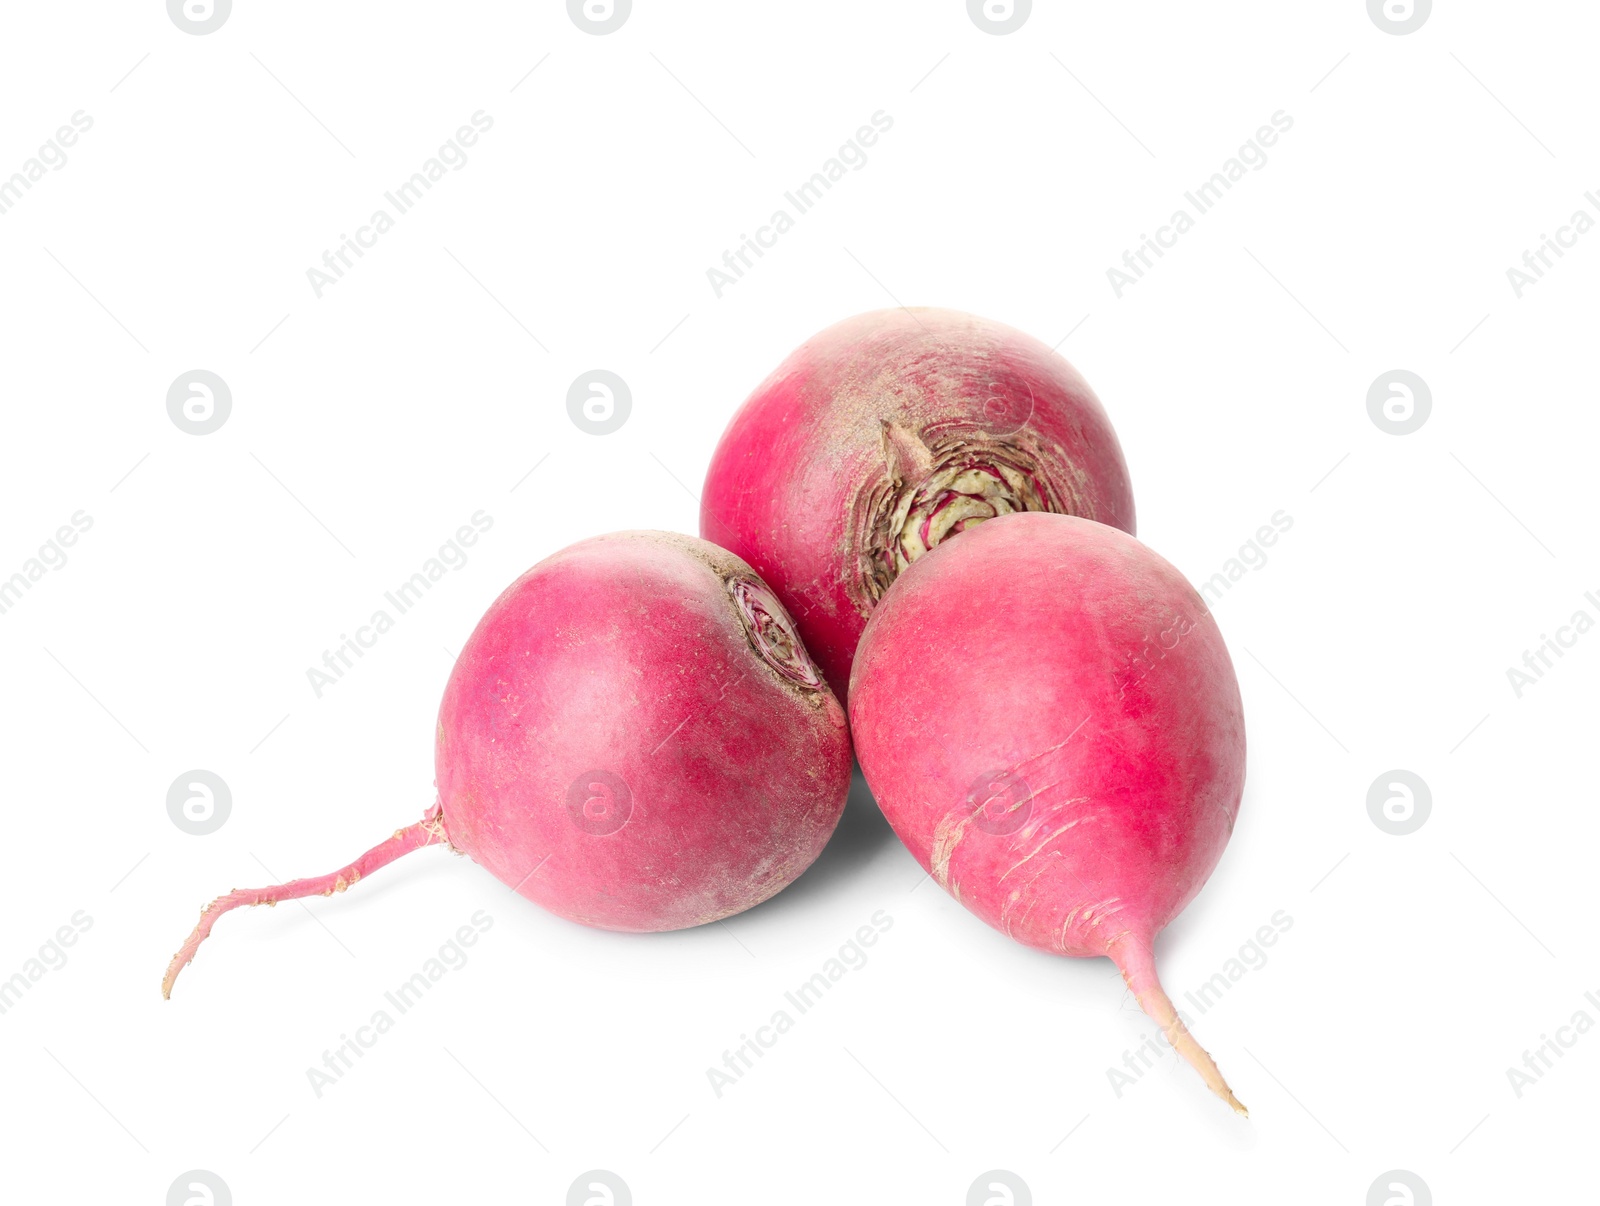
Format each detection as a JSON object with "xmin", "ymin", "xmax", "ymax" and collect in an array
[
  {"xmin": 847, "ymin": 512, "xmax": 1248, "ymax": 1113},
  {"xmin": 163, "ymin": 531, "xmax": 851, "ymax": 997},
  {"xmin": 701, "ymin": 307, "xmax": 1135, "ymax": 695}
]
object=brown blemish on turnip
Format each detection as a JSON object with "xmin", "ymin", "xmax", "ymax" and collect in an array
[{"xmin": 726, "ymin": 576, "xmax": 824, "ymax": 692}]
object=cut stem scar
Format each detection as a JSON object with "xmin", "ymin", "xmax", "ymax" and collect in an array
[{"xmin": 162, "ymin": 802, "xmax": 451, "ymax": 999}]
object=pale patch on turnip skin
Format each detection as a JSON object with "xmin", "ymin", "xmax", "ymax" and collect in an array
[
  {"xmin": 998, "ymin": 806, "xmax": 1098, "ymax": 884},
  {"xmin": 929, "ymin": 808, "xmax": 977, "ymax": 892}
]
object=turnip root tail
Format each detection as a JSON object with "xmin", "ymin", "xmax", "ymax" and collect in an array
[
  {"xmin": 162, "ymin": 803, "xmax": 451, "ymax": 1000},
  {"xmin": 1110, "ymin": 934, "xmax": 1247, "ymax": 1116}
]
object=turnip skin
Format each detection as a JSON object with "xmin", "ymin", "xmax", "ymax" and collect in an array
[
  {"xmin": 435, "ymin": 531, "xmax": 850, "ymax": 932},
  {"xmin": 701, "ymin": 307, "xmax": 1135, "ymax": 696},
  {"xmin": 164, "ymin": 532, "xmax": 849, "ymax": 997},
  {"xmin": 848, "ymin": 512, "xmax": 1247, "ymax": 1113}
]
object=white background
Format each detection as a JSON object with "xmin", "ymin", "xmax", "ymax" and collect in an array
[{"xmin": 1, "ymin": 2, "xmax": 1595, "ymax": 1203}]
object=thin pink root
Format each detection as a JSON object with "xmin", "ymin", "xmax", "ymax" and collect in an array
[
  {"xmin": 1109, "ymin": 933, "xmax": 1248, "ymax": 1116},
  {"xmin": 162, "ymin": 803, "xmax": 451, "ymax": 999}
]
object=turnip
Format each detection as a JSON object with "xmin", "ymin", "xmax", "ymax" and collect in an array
[
  {"xmin": 164, "ymin": 531, "xmax": 851, "ymax": 997},
  {"xmin": 701, "ymin": 307, "xmax": 1135, "ymax": 695},
  {"xmin": 847, "ymin": 512, "xmax": 1248, "ymax": 1113}
]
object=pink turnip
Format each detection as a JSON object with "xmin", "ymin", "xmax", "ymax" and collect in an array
[
  {"xmin": 847, "ymin": 512, "xmax": 1248, "ymax": 1113},
  {"xmin": 164, "ymin": 531, "xmax": 851, "ymax": 997},
  {"xmin": 701, "ymin": 307, "xmax": 1135, "ymax": 695}
]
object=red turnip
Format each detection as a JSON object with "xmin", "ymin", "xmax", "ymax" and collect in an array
[
  {"xmin": 164, "ymin": 531, "xmax": 850, "ymax": 997},
  {"xmin": 848, "ymin": 512, "xmax": 1248, "ymax": 1113},
  {"xmin": 701, "ymin": 307, "xmax": 1135, "ymax": 694}
]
